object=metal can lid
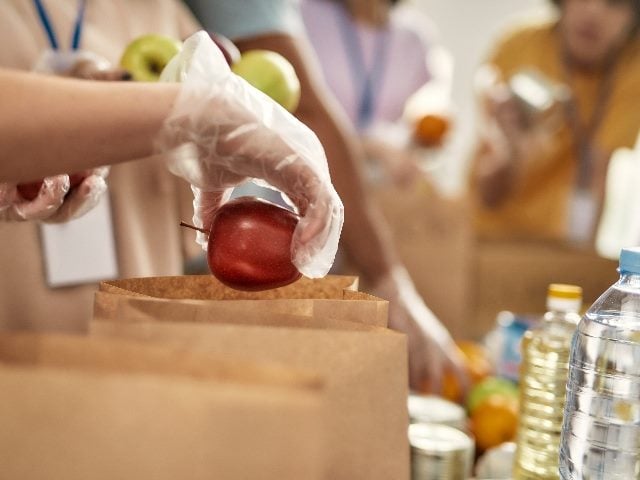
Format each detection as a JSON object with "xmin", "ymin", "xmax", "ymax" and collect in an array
[
  {"xmin": 409, "ymin": 423, "xmax": 474, "ymax": 454},
  {"xmin": 408, "ymin": 394, "xmax": 466, "ymax": 430}
]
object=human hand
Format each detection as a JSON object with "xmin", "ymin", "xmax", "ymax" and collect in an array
[
  {"xmin": 0, "ymin": 176, "xmax": 68, "ymax": 221},
  {"xmin": 372, "ymin": 267, "xmax": 470, "ymax": 393},
  {"xmin": 34, "ymin": 50, "xmax": 130, "ymax": 81},
  {"xmin": 485, "ymin": 84, "xmax": 529, "ymax": 154},
  {"xmin": 6, "ymin": 51, "xmax": 119, "ymax": 223},
  {"xmin": 43, "ymin": 168, "xmax": 109, "ymax": 223},
  {"xmin": 0, "ymin": 168, "xmax": 109, "ymax": 223},
  {"xmin": 156, "ymin": 32, "xmax": 344, "ymax": 278}
]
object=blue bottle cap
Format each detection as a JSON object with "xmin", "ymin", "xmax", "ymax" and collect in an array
[{"xmin": 620, "ymin": 247, "xmax": 640, "ymax": 274}]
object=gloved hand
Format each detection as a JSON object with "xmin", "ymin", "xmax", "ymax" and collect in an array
[
  {"xmin": 0, "ymin": 168, "xmax": 109, "ymax": 222},
  {"xmin": 0, "ymin": 176, "xmax": 68, "ymax": 221},
  {"xmin": 0, "ymin": 51, "xmax": 115, "ymax": 223},
  {"xmin": 372, "ymin": 266, "xmax": 470, "ymax": 393},
  {"xmin": 156, "ymin": 31, "xmax": 344, "ymax": 278},
  {"xmin": 43, "ymin": 167, "xmax": 109, "ymax": 223}
]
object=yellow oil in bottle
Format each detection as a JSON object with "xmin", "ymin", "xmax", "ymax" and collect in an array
[{"xmin": 513, "ymin": 284, "xmax": 582, "ymax": 480}]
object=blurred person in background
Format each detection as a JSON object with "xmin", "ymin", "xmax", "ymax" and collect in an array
[
  {"xmin": 301, "ymin": 0, "xmax": 453, "ymax": 186},
  {"xmin": 469, "ymin": 0, "xmax": 640, "ymax": 245},
  {"xmin": 0, "ymin": 2, "xmax": 342, "ymax": 337},
  {"xmin": 184, "ymin": 0, "xmax": 468, "ymax": 392}
]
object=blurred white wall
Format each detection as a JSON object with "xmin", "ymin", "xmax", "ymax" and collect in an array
[{"xmin": 408, "ymin": 0, "xmax": 554, "ymax": 193}]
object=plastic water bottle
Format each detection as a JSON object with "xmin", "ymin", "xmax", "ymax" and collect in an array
[
  {"xmin": 513, "ymin": 284, "xmax": 582, "ymax": 480},
  {"xmin": 559, "ymin": 247, "xmax": 640, "ymax": 479}
]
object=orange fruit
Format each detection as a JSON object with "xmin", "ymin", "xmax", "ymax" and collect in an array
[
  {"xmin": 441, "ymin": 340, "xmax": 494, "ymax": 403},
  {"xmin": 470, "ymin": 394, "xmax": 519, "ymax": 452},
  {"xmin": 413, "ymin": 114, "xmax": 450, "ymax": 147}
]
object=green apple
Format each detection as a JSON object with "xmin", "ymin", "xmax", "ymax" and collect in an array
[
  {"xmin": 120, "ymin": 34, "xmax": 182, "ymax": 82},
  {"xmin": 232, "ymin": 49, "xmax": 301, "ymax": 112},
  {"xmin": 466, "ymin": 376, "xmax": 519, "ymax": 414}
]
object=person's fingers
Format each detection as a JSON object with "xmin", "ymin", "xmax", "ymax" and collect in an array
[
  {"xmin": 233, "ymin": 152, "xmax": 333, "ymax": 247},
  {"xmin": 44, "ymin": 174, "xmax": 108, "ymax": 223},
  {"xmin": 12, "ymin": 175, "xmax": 69, "ymax": 221},
  {"xmin": 191, "ymin": 187, "xmax": 230, "ymax": 249}
]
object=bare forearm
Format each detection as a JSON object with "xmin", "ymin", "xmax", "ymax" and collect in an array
[
  {"xmin": 235, "ymin": 35, "xmax": 398, "ymax": 281},
  {"xmin": 297, "ymin": 92, "xmax": 399, "ymax": 279},
  {"xmin": 0, "ymin": 69, "xmax": 178, "ymax": 182}
]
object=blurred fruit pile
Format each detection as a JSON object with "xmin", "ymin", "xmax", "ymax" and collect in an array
[{"xmin": 424, "ymin": 340, "xmax": 520, "ymax": 453}]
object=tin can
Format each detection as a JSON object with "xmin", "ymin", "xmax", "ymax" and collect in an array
[
  {"xmin": 409, "ymin": 423, "xmax": 474, "ymax": 480},
  {"xmin": 508, "ymin": 68, "xmax": 569, "ymax": 129},
  {"xmin": 408, "ymin": 394, "xmax": 467, "ymax": 431}
]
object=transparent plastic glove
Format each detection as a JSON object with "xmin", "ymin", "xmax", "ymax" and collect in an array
[
  {"xmin": 0, "ymin": 168, "xmax": 109, "ymax": 223},
  {"xmin": 0, "ymin": 176, "xmax": 69, "ymax": 221},
  {"xmin": 44, "ymin": 167, "xmax": 110, "ymax": 223},
  {"xmin": 372, "ymin": 266, "xmax": 470, "ymax": 393},
  {"xmin": 2, "ymin": 51, "xmax": 116, "ymax": 224},
  {"xmin": 156, "ymin": 31, "xmax": 344, "ymax": 278}
]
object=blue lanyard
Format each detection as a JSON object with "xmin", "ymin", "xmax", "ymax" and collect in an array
[
  {"xmin": 33, "ymin": 0, "xmax": 87, "ymax": 50},
  {"xmin": 335, "ymin": 6, "xmax": 390, "ymax": 130}
]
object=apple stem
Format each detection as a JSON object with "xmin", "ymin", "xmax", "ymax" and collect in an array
[{"xmin": 180, "ymin": 221, "xmax": 208, "ymax": 235}]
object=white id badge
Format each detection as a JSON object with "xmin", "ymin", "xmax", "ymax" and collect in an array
[
  {"xmin": 567, "ymin": 188, "xmax": 597, "ymax": 244},
  {"xmin": 40, "ymin": 194, "xmax": 118, "ymax": 288}
]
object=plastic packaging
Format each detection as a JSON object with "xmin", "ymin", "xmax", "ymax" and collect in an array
[
  {"xmin": 513, "ymin": 284, "xmax": 582, "ymax": 480},
  {"xmin": 559, "ymin": 247, "xmax": 640, "ymax": 479},
  {"xmin": 156, "ymin": 31, "xmax": 343, "ymax": 278}
]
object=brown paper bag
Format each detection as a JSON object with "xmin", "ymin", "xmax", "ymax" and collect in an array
[
  {"xmin": 0, "ymin": 332, "xmax": 326, "ymax": 480},
  {"xmin": 98, "ymin": 274, "xmax": 389, "ymax": 327},
  {"xmin": 91, "ymin": 279, "xmax": 410, "ymax": 480}
]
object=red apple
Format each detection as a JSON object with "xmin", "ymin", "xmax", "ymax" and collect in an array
[
  {"xmin": 16, "ymin": 180, "xmax": 44, "ymax": 201},
  {"xmin": 206, "ymin": 196, "xmax": 301, "ymax": 291},
  {"xmin": 17, "ymin": 173, "xmax": 87, "ymax": 201},
  {"xmin": 68, "ymin": 173, "xmax": 87, "ymax": 188}
]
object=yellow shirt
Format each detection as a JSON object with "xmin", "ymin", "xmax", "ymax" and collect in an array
[
  {"xmin": 0, "ymin": 0, "xmax": 199, "ymax": 332},
  {"xmin": 471, "ymin": 20, "xmax": 640, "ymax": 241}
]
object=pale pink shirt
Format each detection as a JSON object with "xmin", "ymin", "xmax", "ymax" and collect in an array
[{"xmin": 301, "ymin": 0, "xmax": 433, "ymax": 131}]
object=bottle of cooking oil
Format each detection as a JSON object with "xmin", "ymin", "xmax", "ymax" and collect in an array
[{"xmin": 513, "ymin": 284, "xmax": 582, "ymax": 480}]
